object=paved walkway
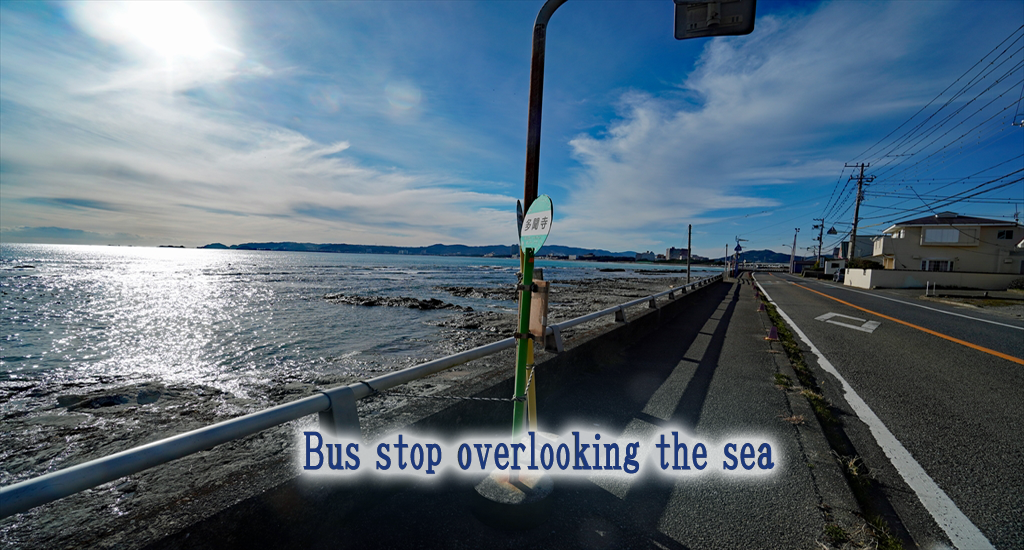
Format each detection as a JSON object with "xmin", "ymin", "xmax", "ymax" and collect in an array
[{"xmin": 150, "ymin": 278, "xmax": 859, "ymax": 549}]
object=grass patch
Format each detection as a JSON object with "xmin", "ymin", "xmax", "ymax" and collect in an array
[
  {"xmin": 867, "ymin": 515, "xmax": 904, "ymax": 550},
  {"xmin": 924, "ymin": 296, "xmax": 1022, "ymax": 308},
  {"xmin": 781, "ymin": 414, "xmax": 805, "ymax": 425},
  {"xmin": 801, "ymin": 389, "xmax": 837, "ymax": 425},
  {"xmin": 823, "ymin": 523, "xmax": 849, "ymax": 545},
  {"xmin": 774, "ymin": 372, "xmax": 793, "ymax": 388},
  {"xmin": 975, "ymin": 299, "xmax": 1018, "ymax": 308},
  {"xmin": 763, "ymin": 302, "xmax": 818, "ymax": 389},
  {"xmin": 833, "ymin": 452, "xmax": 864, "ymax": 478}
]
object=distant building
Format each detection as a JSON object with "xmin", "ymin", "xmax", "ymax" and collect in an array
[
  {"xmin": 667, "ymin": 247, "xmax": 689, "ymax": 260},
  {"xmin": 636, "ymin": 251, "xmax": 656, "ymax": 262},
  {"xmin": 839, "ymin": 236, "xmax": 877, "ymax": 259},
  {"xmin": 656, "ymin": 254, "xmax": 666, "ymax": 261}
]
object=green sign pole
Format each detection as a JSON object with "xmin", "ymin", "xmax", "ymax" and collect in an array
[{"xmin": 512, "ymin": 248, "xmax": 535, "ymax": 439}]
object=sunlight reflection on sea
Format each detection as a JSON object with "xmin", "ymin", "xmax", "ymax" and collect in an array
[{"xmin": 1, "ymin": 244, "xmax": 711, "ymax": 406}]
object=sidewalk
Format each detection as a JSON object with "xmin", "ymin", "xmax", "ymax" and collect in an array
[{"xmin": 149, "ymin": 278, "xmax": 860, "ymax": 549}]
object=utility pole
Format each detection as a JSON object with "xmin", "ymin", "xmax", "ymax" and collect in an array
[
  {"xmin": 844, "ymin": 163, "xmax": 875, "ymax": 261},
  {"xmin": 812, "ymin": 218, "xmax": 825, "ymax": 265},
  {"xmin": 686, "ymin": 224, "xmax": 691, "ymax": 284},
  {"xmin": 789, "ymin": 228, "xmax": 800, "ymax": 273},
  {"xmin": 724, "ymin": 244, "xmax": 729, "ymax": 274}
]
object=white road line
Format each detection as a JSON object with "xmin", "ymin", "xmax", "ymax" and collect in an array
[
  {"xmin": 755, "ymin": 275, "xmax": 994, "ymax": 550},
  {"xmin": 791, "ymin": 276, "xmax": 1023, "ymax": 331}
]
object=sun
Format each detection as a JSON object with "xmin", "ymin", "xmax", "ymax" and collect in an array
[{"xmin": 108, "ymin": 2, "xmax": 219, "ymax": 60}]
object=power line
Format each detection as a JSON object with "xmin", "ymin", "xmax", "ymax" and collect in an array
[
  {"xmin": 852, "ymin": 24, "xmax": 1024, "ymax": 162},
  {"xmin": 858, "ymin": 173, "xmax": 1024, "ymax": 223},
  {"xmin": 873, "ymin": 74, "xmax": 1024, "ymax": 181},
  {"xmin": 818, "ymin": 166, "xmax": 848, "ymax": 221},
  {"xmin": 864, "ymin": 30, "xmax": 1024, "ymax": 168}
]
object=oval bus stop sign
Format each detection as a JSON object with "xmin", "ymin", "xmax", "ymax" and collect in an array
[{"xmin": 519, "ymin": 194, "xmax": 553, "ymax": 253}]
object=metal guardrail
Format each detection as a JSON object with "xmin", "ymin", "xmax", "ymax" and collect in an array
[{"xmin": 0, "ymin": 273, "xmax": 722, "ymax": 517}]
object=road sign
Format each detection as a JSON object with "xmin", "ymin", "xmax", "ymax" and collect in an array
[
  {"xmin": 520, "ymin": 195, "xmax": 553, "ymax": 253},
  {"xmin": 674, "ymin": 0, "xmax": 756, "ymax": 40},
  {"xmin": 815, "ymin": 312, "xmax": 880, "ymax": 333}
]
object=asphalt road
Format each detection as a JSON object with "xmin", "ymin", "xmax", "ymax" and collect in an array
[{"xmin": 754, "ymin": 272, "xmax": 1024, "ymax": 550}]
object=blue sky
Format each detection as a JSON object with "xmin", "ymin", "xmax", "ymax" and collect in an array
[{"xmin": 1, "ymin": 1, "xmax": 1022, "ymax": 258}]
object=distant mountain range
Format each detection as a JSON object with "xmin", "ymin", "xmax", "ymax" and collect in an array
[
  {"xmin": 199, "ymin": 241, "xmax": 638, "ymax": 258},
  {"xmin": 719, "ymin": 249, "xmax": 809, "ymax": 263}
]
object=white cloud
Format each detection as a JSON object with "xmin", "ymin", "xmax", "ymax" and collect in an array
[
  {"xmin": 556, "ymin": 1, "xmax": 963, "ymax": 251},
  {"xmin": 0, "ymin": 3, "xmax": 518, "ymax": 247}
]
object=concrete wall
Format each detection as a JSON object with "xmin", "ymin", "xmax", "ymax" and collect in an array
[
  {"xmin": 412, "ymin": 279, "xmax": 727, "ymax": 433},
  {"xmin": 845, "ymin": 268, "xmax": 1022, "ymax": 290}
]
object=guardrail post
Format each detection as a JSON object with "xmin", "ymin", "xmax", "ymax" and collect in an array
[
  {"xmin": 319, "ymin": 386, "xmax": 360, "ymax": 436},
  {"xmin": 648, "ymin": 297, "xmax": 657, "ymax": 309},
  {"xmin": 545, "ymin": 325, "xmax": 564, "ymax": 353},
  {"xmin": 614, "ymin": 307, "xmax": 627, "ymax": 323}
]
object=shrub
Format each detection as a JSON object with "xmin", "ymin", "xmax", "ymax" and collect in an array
[
  {"xmin": 1009, "ymin": 278, "xmax": 1024, "ymax": 291},
  {"xmin": 848, "ymin": 258, "xmax": 883, "ymax": 270}
]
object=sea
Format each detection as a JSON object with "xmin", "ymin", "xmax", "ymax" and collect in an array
[{"xmin": 1, "ymin": 244, "xmax": 716, "ymax": 415}]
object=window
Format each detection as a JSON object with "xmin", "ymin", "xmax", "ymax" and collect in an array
[
  {"xmin": 923, "ymin": 228, "xmax": 959, "ymax": 243},
  {"xmin": 997, "ymin": 230, "xmax": 1014, "ymax": 240},
  {"xmin": 921, "ymin": 260, "xmax": 952, "ymax": 272}
]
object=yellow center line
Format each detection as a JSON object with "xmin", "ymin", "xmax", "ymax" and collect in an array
[{"xmin": 789, "ymin": 281, "xmax": 1024, "ymax": 366}]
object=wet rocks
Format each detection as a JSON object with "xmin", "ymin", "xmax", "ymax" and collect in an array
[
  {"xmin": 137, "ymin": 388, "xmax": 162, "ymax": 405},
  {"xmin": 57, "ymin": 393, "xmax": 130, "ymax": 410},
  {"xmin": 56, "ymin": 382, "xmax": 169, "ymax": 410},
  {"xmin": 324, "ymin": 293, "xmax": 472, "ymax": 311},
  {"xmin": 434, "ymin": 285, "xmax": 517, "ymax": 301}
]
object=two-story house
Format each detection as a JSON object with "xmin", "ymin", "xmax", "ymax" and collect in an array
[{"xmin": 870, "ymin": 212, "xmax": 1022, "ymax": 274}]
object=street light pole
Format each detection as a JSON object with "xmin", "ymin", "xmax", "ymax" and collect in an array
[{"xmin": 522, "ymin": 0, "xmax": 568, "ymax": 213}]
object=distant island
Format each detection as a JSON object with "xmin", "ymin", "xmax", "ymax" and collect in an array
[{"xmin": 199, "ymin": 241, "xmax": 637, "ymax": 260}]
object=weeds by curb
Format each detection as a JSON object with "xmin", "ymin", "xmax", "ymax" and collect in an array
[{"xmin": 760, "ymin": 296, "xmax": 907, "ymax": 550}]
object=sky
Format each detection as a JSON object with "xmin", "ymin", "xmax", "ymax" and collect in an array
[{"xmin": 1, "ymin": 1, "xmax": 1022, "ymax": 258}]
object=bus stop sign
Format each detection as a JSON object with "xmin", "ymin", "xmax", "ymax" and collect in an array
[{"xmin": 520, "ymin": 195, "xmax": 553, "ymax": 253}]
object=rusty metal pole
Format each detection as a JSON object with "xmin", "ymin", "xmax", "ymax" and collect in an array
[{"xmin": 522, "ymin": 0, "xmax": 568, "ymax": 213}]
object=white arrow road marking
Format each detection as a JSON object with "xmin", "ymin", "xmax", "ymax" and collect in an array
[{"xmin": 815, "ymin": 312, "xmax": 880, "ymax": 333}]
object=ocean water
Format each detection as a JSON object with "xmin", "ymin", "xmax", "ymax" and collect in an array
[{"xmin": 1, "ymin": 244, "xmax": 715, "ymax": 411}]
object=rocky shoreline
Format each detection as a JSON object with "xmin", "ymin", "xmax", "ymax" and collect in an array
[
  {"xmin": 0, "ymin": 273, "xmax": 710, "ymax": 549},
  {"xmin": 325, "ymin": 293, "xmax": 473, "ymax": 311}
]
